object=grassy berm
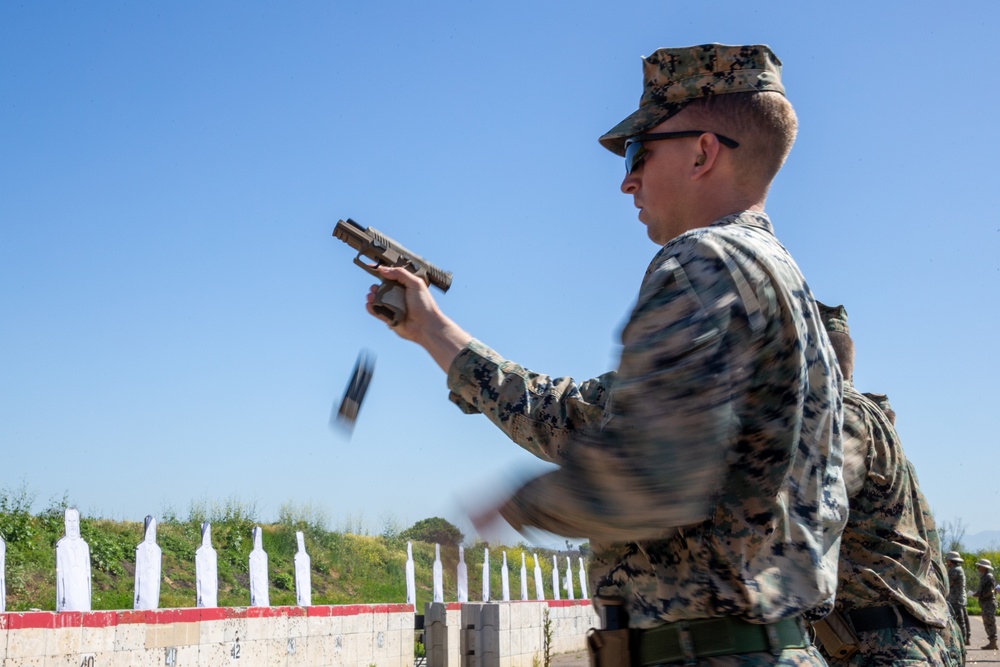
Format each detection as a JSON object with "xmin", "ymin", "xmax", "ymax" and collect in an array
[{"xmin": 0, "ymin": 501, "xmax": 576, "ymax": 613}]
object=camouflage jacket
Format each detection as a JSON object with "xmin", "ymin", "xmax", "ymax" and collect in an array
[
  {"xmin": 947, "ymin": 564, "xmax": 966, "ymax": 605},
  {"xmin": 975, "ymin": 571, "xmax": 997, "ymax": 603},
  {"xmin": 834, "ymin": 384, "xmax": 950, "ymax": 628},
  {"xmin": 864, "ymin": 393, "xmax": 951, "ymax": 612},
  {"xmin": 447, "ymin": 211, "xmax": 848, "ymax": 628}
]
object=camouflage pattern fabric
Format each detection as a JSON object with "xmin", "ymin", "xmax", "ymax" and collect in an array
[
  {"xmin": 819, "ymin": 385, "xmax": 952, "ymax": 664},
  {"xmin": 447, "ymin": 210, "xmax": 848, "ymax": 634},
  {"xmin": 983, "ymin": 599, "xmax": 998, "ymax": 644},
  {"xmin": 911, "ymin": 482, "xmax": 967, "ymax": 663},
  {"xmin": 941, "ymin": 614, "xmax": 966, "ymax": 666},
  {"xmin": 947, "ymin": 562, "xmax": 967, "ymax": 607},
  {"xmin": 833, "ymin": 385, "xmax": 951, "ymax": 626},
  {"xmin": 910, "ymin": 462, "xmax": 948, "ymax": 611},
  {"xmin": 905, "ymin": 436, "xmax": 965, "ymax": 663},
  {"xmin": 976, "ymin": 570, "xmax": 997, "ymax": 642},
  {"xmin": 948, "ymin": 563, "xmax": 970, "ymax": 644},
  {"xmin": 861, "ymin": 392, "xmax": 894, "ymax": 425},
  {"xmin": 831, "ymin": 626, "xmax": 955, "ymax": 666},
  {"xmin": 653, "ymin": 647, "xmax": 829, "ymax": 666},
  {"xmin": 599, "ymin": 44, "xmax": 785, "ymax": 156}
]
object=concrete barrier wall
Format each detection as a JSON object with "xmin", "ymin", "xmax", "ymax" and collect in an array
[
  {"xmin": 424, "ymin": 602, "xmax": 463, "ymax": 667},
  {"xmin": 544, "ymin": 600, "xmax": 597, "ymax": 657},
  {"xmin": 0, "ymin": 603, "xmax": 415, "ymax": 667},
  {"xmin": 0, "ymin": 599, "xmax": 596, "ymax": 667},
  {"xmin": 426, "ymin": 600, "xmax": 597, "ymax": 667}
]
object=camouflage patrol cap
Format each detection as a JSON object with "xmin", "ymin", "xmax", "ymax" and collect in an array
[
  {"xmin": 815, "ymin": 302, "xmax": 850, "ymax": 335},
  {"xmin": 863, "ymin": 392, "xmax": 890, "ymax": 409},
  {"xmin": 599, "ymin": 43, "xmax": 786, "ymax": 156},
  {"xmin": 977, "ymin": 559, "xmax": 994, "ymax": 571},
  {"xmin": 946, "ymin": 551, "xmax": 963, "ymax": 563}
]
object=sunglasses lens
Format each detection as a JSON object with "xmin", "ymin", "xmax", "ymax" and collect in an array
[{"xmin": 624, "ymin": 141, "xmax": 645, "ymax": 174}]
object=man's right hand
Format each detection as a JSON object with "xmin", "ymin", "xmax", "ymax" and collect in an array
[
  {"xmin": 366, "ymin": 265, "xmax": 474, "ymax": 373},
  {"xmin": 366, "ymin": 266, "xmax": 440, "ymax": 342}
]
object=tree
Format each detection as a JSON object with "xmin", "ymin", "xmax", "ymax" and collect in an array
[
  {"xmin": 939, "ymin": 516, "xmax": 968, "ymax": 553},
  {"xmin": 401, "ymin": 517, "xmax": 464, "ymax": 547}
]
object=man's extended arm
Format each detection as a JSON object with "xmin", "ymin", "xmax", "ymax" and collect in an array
[
  {"xmin": 447, "ymin": 342, "xmax": 615, "ymax": 462},
  {"xmin": 493, "ymin": 241, "xmax": 758, "ymax": 542},
  {"xmin": 372, "ymin": 266, "xmax": 614, "ymax": 463},
  {"xmin": 373, "ymin": 244, "xmax": 749, "ymax": 543}
]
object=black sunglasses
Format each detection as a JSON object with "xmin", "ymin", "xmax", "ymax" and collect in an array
[{"xmin": 624, "ymin": 131, "xmax": 739, "ymax": 174}]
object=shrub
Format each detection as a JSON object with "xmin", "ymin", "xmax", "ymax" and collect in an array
[{"xmin": 401, "ymin": 517, "xmax": 464, "ymax": 548}]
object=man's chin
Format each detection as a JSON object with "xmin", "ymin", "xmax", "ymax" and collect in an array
[{"xmin": 640, "ymin": 218, "xmax": 661, "ymax": 244}]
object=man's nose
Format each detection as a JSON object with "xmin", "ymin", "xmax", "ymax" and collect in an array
[{"xmin": 621, "ymin": 172, "xmax": 639, "ymax": 194}]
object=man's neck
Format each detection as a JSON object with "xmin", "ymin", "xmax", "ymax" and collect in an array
[{"xmin": 698, "ymin": 194, "xmax": 766, "ymax": 226}]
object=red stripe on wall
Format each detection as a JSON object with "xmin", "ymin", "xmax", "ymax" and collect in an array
[{"xmin": 0, "ymin": 603, "xmax": 419, "ymax": 630}]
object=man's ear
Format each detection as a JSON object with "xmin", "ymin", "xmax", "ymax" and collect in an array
[{"xmin": 691, "ymin": 133, "xmax": 722, "ymax": 176}]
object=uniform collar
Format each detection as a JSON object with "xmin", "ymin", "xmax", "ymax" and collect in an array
[{"xmin": 708, "ymin": 209, "xmax": 773, "ymax": 234}]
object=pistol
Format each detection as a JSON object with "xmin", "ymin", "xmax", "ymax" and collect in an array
[{"xmin": 333, "ymin": 218, "xmax": 453, "ymax": 327}]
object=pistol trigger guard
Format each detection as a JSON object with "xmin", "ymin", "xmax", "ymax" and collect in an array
[{"xmin": 353, "ymin": 253, "xmax": 384, "ymax": 277}]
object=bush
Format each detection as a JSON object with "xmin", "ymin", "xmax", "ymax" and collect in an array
[
  {"xmin": 400, "ymin": 517, "xmax": 464, "ymax": 548},
  {"xmin": 0, "ymin": 482, "xmax": 37, "ymax": 544}
]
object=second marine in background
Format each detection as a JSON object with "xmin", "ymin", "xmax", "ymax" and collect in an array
[{"xmin": 813, "ymin": 303, "xmax": 957, "ymax": 665}]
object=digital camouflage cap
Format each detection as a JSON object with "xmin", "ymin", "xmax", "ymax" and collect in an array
[
  {"xmin": 599, "ymin": 43, "xmax": 785, "ymax": 156},
  {"xmin": 816, "ymin": 302, "xmax": 850, "ymax": 336}
]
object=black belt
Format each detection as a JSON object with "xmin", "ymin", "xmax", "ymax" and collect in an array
[
  {"xmin": 845, "ymin": 605, "xmax": 929, "ymax": 633},
  {"xmin": 634, "ymin": 616, "xmax": 808, "ymax": 665}
]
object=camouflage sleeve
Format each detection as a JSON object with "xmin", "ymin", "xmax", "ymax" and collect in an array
[
  {"xmin": 948, "ymin": 566, "xmax": 965, "ymax": 603},
  {"xmin": 496, "ymin": 239, "xmax": 750, "ymax": 542},
  {"xmin": 910, "ymin": 459, "xmax": 949, "ymax": 597},
  {"xmin": 840, "ymin": 391, "xmax": 873, "ymax": 498},
  {"xmin": 446, "ymin": 339, "xmax": 616, "ymax": 463},
  {"xmin": 976, "ymin": 574, "xmax": 994, "ymax": 599},
  {"xmin": 842, "ymin": 387, "xmax": 913, "ymax": 499}
]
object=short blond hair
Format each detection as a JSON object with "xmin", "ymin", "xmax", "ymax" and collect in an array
[{"xmin": 681, "ymin": 91, "xmax": 798, "ymax": 192}]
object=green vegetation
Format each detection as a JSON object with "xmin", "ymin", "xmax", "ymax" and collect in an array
[
  {"xmin": 542, "ymin": 607, "xmax": 553, "ymax": 667},
  {"xmin": 401, "ymin": 517, "xmax": 464, "ymax": 548},
  {"xmin": 0, "ymin": 486, "xmax": 581, "ymax": 612}
]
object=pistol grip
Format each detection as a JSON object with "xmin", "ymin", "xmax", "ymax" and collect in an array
[{"xmin": 373, "ymin": 280, "xmax": 407, "ymax": 327}]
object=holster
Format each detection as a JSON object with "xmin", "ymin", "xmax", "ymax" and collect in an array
[
  {"xmin": 587, "ymin": 628, "xmax": 631, "ymax": 667},
  {"xmin": 811, "ymin": 610, "xmax": 859, "ymax": 660},
  {"xmin": 589, "ymin": 598, "xmax": 631, "ymax": 667}
]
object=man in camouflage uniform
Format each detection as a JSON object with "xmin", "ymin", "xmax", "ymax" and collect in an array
[
  {"xmin": 903, "ymin": 461, "xmax": 965, "ymax": 666},
  {"xmin": 974, "ymin": 559, "xmax": 997, "ymax": 650},
  {"xmin": 814, "ymin": 304, "xmax": 954, "ymax": 665},
  {"xmin": 946, "ymin": 552, "xmax": 970, "ymax": 646},
  {"xmin": 867, "ymin": 392, "xmax": 966, "ymax": 664},
  {"xmin": 367, "ymin": 44, "xmax": 847, "ymax": 665}
]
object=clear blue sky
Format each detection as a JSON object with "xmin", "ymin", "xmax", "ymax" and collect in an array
[{"xmin": 2, "ymin": 1, "xmax": 997, "ymax": 544}]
